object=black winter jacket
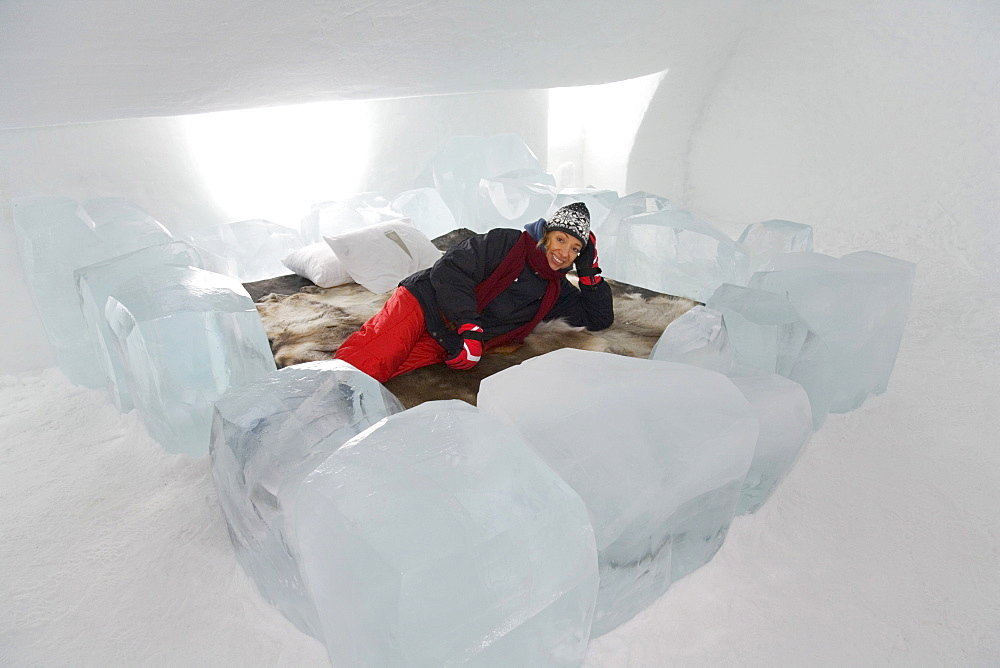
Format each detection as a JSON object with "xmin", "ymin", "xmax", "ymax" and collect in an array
[{"xmin": 400, "ymin": 226, "xmax": 614, "ymax": 357}]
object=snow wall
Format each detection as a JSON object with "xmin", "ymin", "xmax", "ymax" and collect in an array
[{"xmin": 1, "ymin": 0, "xmax": 997, "ymax": 376}]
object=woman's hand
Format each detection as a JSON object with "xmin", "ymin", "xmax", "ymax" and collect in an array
[
  {"xmin": 575, "ymin": 232, "xmax": 602, "ymax": 285},
  {"xmin": 445, "ymin": 323, "xmax": 484, "ymax": 370}
]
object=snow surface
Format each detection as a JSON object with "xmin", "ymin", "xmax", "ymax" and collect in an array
[{"xmin": 2, "ymin": 192, "xmax": 998, "ymax": 665}]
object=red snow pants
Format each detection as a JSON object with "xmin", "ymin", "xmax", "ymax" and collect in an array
[{"xmin": 334, "ymin": 286, "xmax": 448, "ymax": 383}]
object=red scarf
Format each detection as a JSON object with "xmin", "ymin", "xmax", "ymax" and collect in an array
[{"xmin": 475, "ymin": 231, "xmax": 563, "ymax": 349}]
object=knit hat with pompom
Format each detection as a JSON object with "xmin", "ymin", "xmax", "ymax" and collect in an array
[{"xmin": 545, "ymin": 202, "xmax": 590, "ymax": 248}]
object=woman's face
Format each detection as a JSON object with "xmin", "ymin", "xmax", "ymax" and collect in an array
[{"xmin": 543, "ymin": 231, "xmax": 583, "ymax": 271}]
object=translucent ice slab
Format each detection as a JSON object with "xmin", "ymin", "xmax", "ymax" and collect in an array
[
  {"xmin": 738, "ymin": 218, "xmax": 813, "ymax": 256},
  {"xmin": 75, "ymin": 241, "xmax": 209, "ymax": 412},
  {"xmin": 389, "ymin": 188, "xmax": 457, "ymax": 240},
  {"xmin": 738, "ymin": 219, "xmax": 814, "ymax": 274},
  {"xmin": 479, "ymin": 349, "xmax": 757, "ymax": 636},
  {"xmin": 650, "ymin": 307, "xmax": 814, "ymax": 513},
  {"xmin": 474, "ymin": 168, "xmax": 557, "ymax": 232},
  {"xmin": 616, "ymin": 209, "xmax": 751, "ymax": 302},
  {"xmin": 597, "ymin": 191, "xmax": 674, "ymax": 280},
  {"xmin": 104, "ymin": 265, "xmax": 276, "ymax": 455},
  {"xmin": 748, "ymin": 251, "xmax": 916, "ymax": 416},
  {"xmin": 183, "ymin": 219, "xmax": 303, "ymax": 282},
  {"xmin": 292, "ymin": 400, "xmax": 599, "ymax": 666},
  {"xmin": 705, "ymin": 283, "xmax": 830, "ymax": 427},
  {"xmin": 649, "ymin": 305, "xmax": 735, "ymax": 375},
  {"xmin": 210, "ymin": 361, "xmax": 404, "ymax": 639},
  {"xmin": 76, "ymin": 196, "xmax": 164, "ymax": 229},
  {"xmin": 705, "ymin": 284, "xmax": 815, "ymax": 378},
  {"xmin": 417, "ymin": 134, "xmax": 541, "ymax": 230},
  {"xmin": 299, "ymin": 193, "xmax": 398, "ymax": 244},
  {"xmin": 12, "ymin": 196, "xmax": 174, "ymax": 387},
  {"xmin": 729, "ymin": 374, "xmax": 812, "ymax": 514}
]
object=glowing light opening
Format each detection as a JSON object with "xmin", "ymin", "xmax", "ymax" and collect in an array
[
  {"xmin": 548, "ymin": 69, "xmax": 667, "ymax": 193},
  {"xmin": 183, "ymin": 100, "xmax": 373, "ymax": 228}
]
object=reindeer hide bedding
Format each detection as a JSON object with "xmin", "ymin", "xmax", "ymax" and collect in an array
[{"xmin": 254, "ymin": 279, "xmax": 697, "ymax": 409}]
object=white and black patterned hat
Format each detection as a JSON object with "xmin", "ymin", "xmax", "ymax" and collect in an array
[{"xmin": 545, "ymin": 202, "xmax": 591, "ymax": 248}]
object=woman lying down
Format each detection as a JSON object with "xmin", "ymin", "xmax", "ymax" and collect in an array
[{"xmin": 335, "ymin": 202, "xmax": 615, "ymax": 383}]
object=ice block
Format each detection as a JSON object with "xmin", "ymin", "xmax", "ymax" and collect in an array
[
  {"xmin": 210, "ymin": 360, "xmax": 405, "ymax": 638},
  {"xmin": 748, "ymin": 251, "xmax": 916, "ymax": 415},
  {"xmin": 389, "ymin": 188, "xmax": 458, "ymax": 240},
  {"xmin": 300, "ymin": 193, "xmax": 398, "ymax": 244},
  {"xmin": 476, "ymin": 169, "xmax": 557, "ymax": 232},
  {"xmin": 184, "ymin": 219, "xmax": 303, "ymax": 282},
  {"xmin": 650, "ymin": 306, "xmax": 814, "ymax": 512},
  {"xmin": 104, "ymin": 265, "xmax": 276, "ymax": 454},
  {"xmin": 479, "ymin": 349, "xmax": 757, "ymax": 635},
  {"xmin": 417, "ymin": 134, "xmax": 542, "ymax": 230},
  {"xmin": 597, "ymin": 191, "xmax": 674, "ymax": 279},
  {"xmin": 12, "ymin": 196, "xmax": 174, "ymax": 387},
  {"xmin": 75, "ymin": 241, "xmax": 209, "ymax": 412},
  {"xmin": 616, "ymin": 209, "xmax": 751, "ymax": 302},
  {"xmin": 294, "ymin": 400, "xmax": 599, "ymax": 665}
]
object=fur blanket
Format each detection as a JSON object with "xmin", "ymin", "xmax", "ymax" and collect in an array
[{"xmin": 256, "ymin": 280, "xmax": 696, "ymax": 408}]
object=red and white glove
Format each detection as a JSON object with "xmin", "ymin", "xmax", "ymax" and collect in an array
[
  {"xmin": 575, "ymin": 232, "xmax": 603, "ymax": 286},
  {"xmin": 445, "ymin": 323, "xmax": 484, "ymax": 370}
]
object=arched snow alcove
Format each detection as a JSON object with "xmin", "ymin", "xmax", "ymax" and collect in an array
[{"xmin": 1, "ymin": 0, "xmax": 998, "ymax": 664}]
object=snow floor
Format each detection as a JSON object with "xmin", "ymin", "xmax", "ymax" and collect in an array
[{"xmin": 2, "ymin": 213, "xmax": 998, "ymax": 665}]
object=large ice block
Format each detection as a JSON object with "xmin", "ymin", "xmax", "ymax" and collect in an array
[
  {"xmin": 705, "ymin": 283, "xmax": 831, "ymax": 427},
  {"xmin": 479, "ymin": 349, "xmax": 757, "ymax": 636},
  {"xmin": 209, "ymin": 361, "xmax": 405, "ymax": 639},
  {"xmin": 475, "ymin": 168, "xmax": 557, "ymax": 232},
  {"xmin": 75, "ymin": 241, "xmax": 210, "ymax": 412},
  {"xmin": 738, "ymin": 219, "xmax": 814, "ymax": 274},
  {"xmin": 104, "ymin": 265, "xmax": 276, "ymax": 455},
  {"xmin": 183, "ymin": 219, "xmax": 303, "ymax": 282},
  {"xmin": 12, "ymin": 196, "xmax": 174, "ymax": 387},
  {"xmin": 649, "ymin": 307, "xmax": 814, "ymax": 513},
  {"xmin": 389, "ymin": 188, "xmax": 457, "ymax": 240},
  {"xmin": 748, "ymin": 251, "xmax": 916, "ymax": 415},
  {"xmin": 597, "ymin": 191, "xmax": 674, "ymax": 279},
  {"xmin": 616, "ymin": 209, "xmax": 751, "ymax": 302},
  {"xmin": 299, "ymin": 193, "xmax": 398, "ymax": 244},
  {"xmin": 648, "ymin": 305, "xmax": 735, "ymax": 374},
  {"xmin": 705, "ymin": 284, "xmax": 815, "ymax": 378},
  {"xmin": 729, "ymin": 374, "xmax": 812, "ymax": 514},
  {"xmin": 417, "ymin": 134, "xmax": 542, "ymax": 230},
  {"xmin": 76, "ymin": 196, "xmax": 164, "ymax": 229},
  {"xmin": 738, "ymin": 219, "xmax": 813, "ymax": 256},
  {"xmin": 292, "ymin": 400, "xmax": 599, "ymax": 666}
]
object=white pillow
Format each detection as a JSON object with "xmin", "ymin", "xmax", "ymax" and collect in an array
[
  {"xmin": 324, "ymin": 219, "xmax": 443, "ymax": 294},
  {"xmin": 281, "ymin": 242, "xmax": 353, "ymax": 288}
]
